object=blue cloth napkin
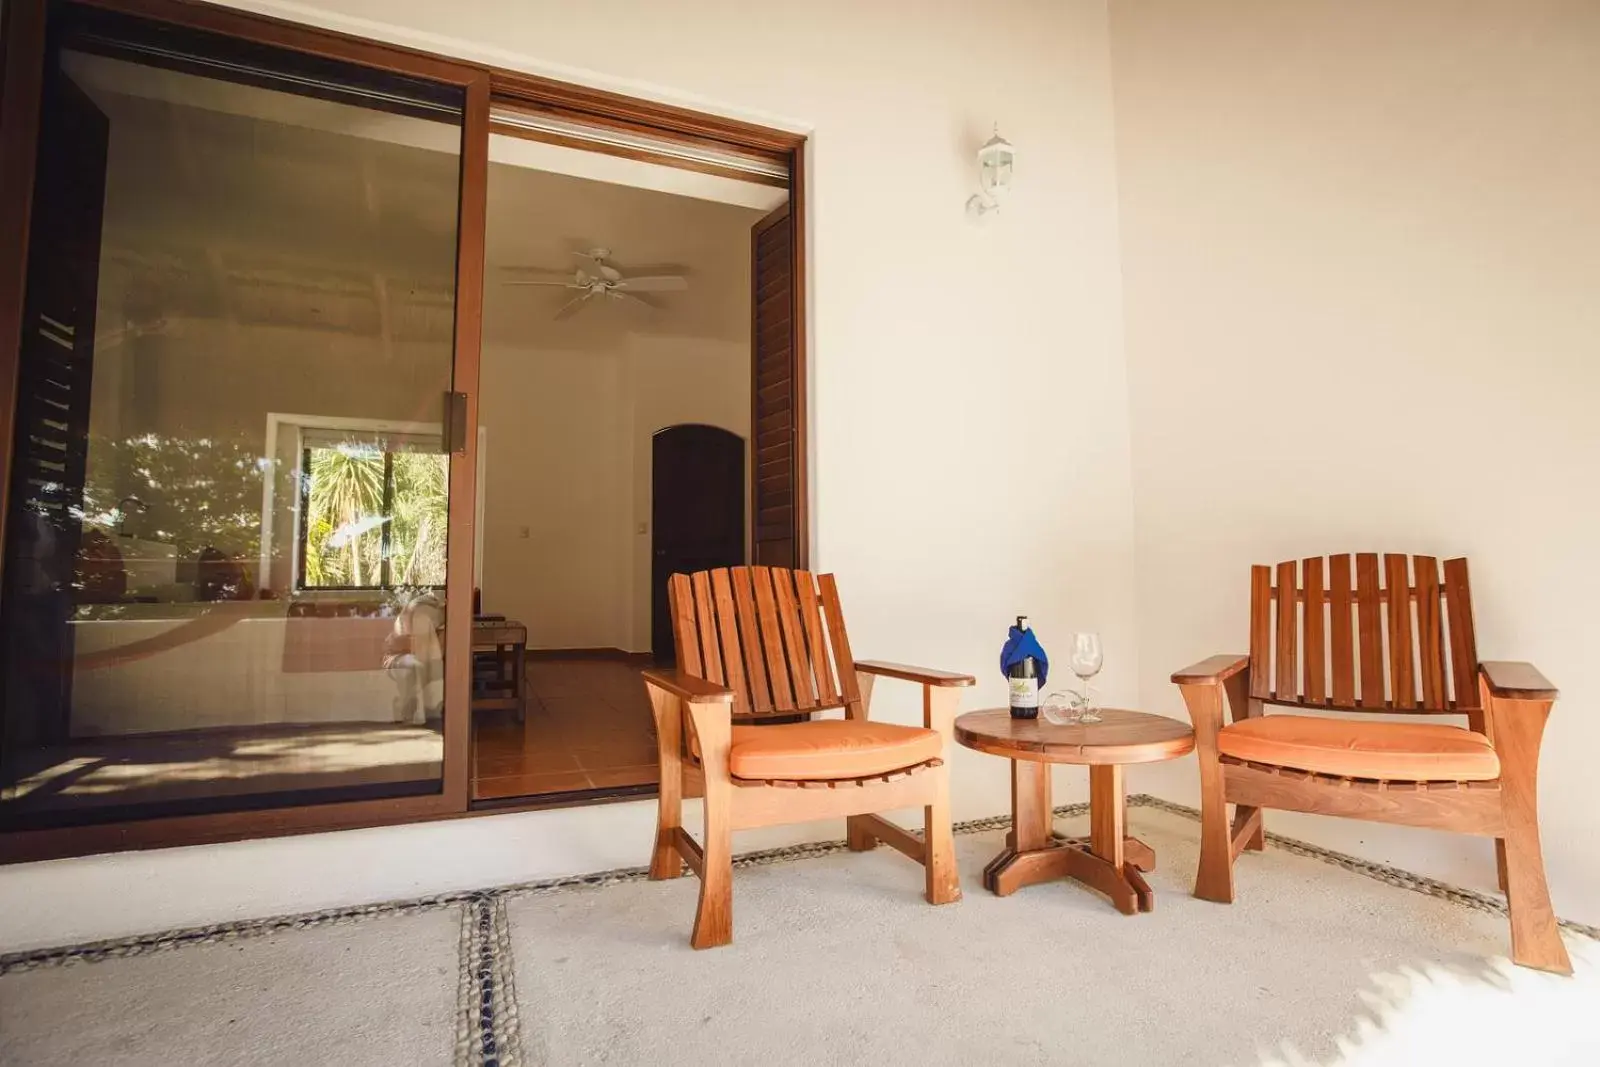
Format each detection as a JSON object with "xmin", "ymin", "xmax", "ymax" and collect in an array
[{"xmin": 1000, "ymin": 625, "xmax": 1049, "ymax": 686}]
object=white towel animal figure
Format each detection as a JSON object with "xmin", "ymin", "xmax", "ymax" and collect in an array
[{"xmin": 384, "ymin": 593, "xmax": 445, "ymax": 725}]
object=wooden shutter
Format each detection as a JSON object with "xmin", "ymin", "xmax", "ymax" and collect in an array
[
  {"xmin": 1, "ymin": 71, "xmax": 109, "ymax": 748},
  {"xmin": 751, "ymin": 203, "xmax": 798, "ymax": 568}
]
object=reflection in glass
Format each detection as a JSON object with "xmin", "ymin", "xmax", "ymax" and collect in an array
[
  {"xmin": 300, "ymin": 437, "xmax": 449, "ymax": 590},
  {"xmin": 0, "ymin": 9, "xmax": 464, "ymax": 827}
]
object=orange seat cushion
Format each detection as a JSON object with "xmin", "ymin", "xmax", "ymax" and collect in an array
[
  {"xmin": 725, "ymin": 720, "xmax": 944, "ymax": 781},
  {"xmin": 1217, "ymin": 715, "xmax": 1500, "ymax": 782}
]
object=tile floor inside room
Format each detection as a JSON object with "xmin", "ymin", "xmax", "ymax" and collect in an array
[{"xmin": 471, "ymin": 657, "xmax": 659, "ymax": 801}]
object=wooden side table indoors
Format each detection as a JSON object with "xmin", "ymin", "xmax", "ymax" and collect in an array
[
  {"xmin": 954, "ymin": 708, "xmax": 1194, "ymax": 914},
  {"xmin": 470, "ymin": 619, "xmax": 527, "ymax": 723}
]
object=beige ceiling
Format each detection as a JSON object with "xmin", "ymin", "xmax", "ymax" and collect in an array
[
  {"xmin": 87, "ymin": 80, "xmax": 462, "ymax": 343},
  {"xmin": 73, "ymin": 55, "xmax": 777, "ymax": 351},
  {"xmin": 483, "ymin": 149, "xmax": 770, "ymax": 348}
]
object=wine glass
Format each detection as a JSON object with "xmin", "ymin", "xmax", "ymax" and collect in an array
[
  {"xmin": 1069, "ymin": 633, "xmax": 1104, "ymax": 723},
  {"xmin": 1041, "ymin": 690, "xmax": 1079, "ymax": 726}
]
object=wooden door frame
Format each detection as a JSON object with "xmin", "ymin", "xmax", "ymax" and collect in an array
[
  {"xmin": 485, "ymin": 76, "xmax": 810, "ymax": 571},
  {"xmin": 0, "ymin": 0, "xmax": 810, "ymax": 863},
  {"xmin": 0, "ymin": 0, "xmax": 51, "ymax": 540}
]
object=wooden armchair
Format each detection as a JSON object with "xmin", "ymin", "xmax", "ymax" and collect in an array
[
  {"xmin": 1174, "ymin": 554, "xmax": 1568, "ymax": 973},
  {"xmin": 642, "ymin": 566, "xmax": 974, "ymax": 948}
]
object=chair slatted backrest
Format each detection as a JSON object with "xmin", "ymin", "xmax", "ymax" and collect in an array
[
  {"xmin": 1248, "ymin": 554, "xmax": 1480, "ymax": 714},
  {"xmin": 668, "ymin": 566, "xmax": 862, "ymax": 719}
]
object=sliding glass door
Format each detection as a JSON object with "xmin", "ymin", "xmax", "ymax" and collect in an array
[{"xmin": 0, "ymin": 2, "xmax": 483, "ymax": 830}]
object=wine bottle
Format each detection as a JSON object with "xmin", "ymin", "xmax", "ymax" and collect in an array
[{"xmin": 1008, "ymin": 615, "xmax": 1040, "ymax": 719}]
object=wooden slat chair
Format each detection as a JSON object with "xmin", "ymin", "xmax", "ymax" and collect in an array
[
  {"xmin": 641, "ymin": 566, "xmax": 974, "ymax": 949},
  {"xmin": 1173, "ymin": 554, "xmax": 1569, "ymax": 973}
]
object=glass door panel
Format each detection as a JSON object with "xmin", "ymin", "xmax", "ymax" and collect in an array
[{"xmin": 0, "ymin": 6, "xmax": 470, "ymax": 827}]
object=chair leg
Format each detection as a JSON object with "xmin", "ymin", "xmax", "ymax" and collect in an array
[
  {"xmin": 1501, "ymin": 816, "xmax": 1568, "ymax": 973},
  {"xmin": 688, "ymin": 704, "xmax": 734, "ymax": 949},
  {"xmin": 1489, "ymin": 689, "xmax": 1571, "ymax": 974},
  {"xmin": 646, "ymin": 686, "xmax": 683, "ymax": 880},
  {"xmin": 691, "ymin": 786, "xmax": 734, "ymax": 949},
  {"xmin": 1494, "ymin": 838, "xmax": 1510, "ymax": 893},
  {"xmin": 845, "ymin": 815, "xmax": 877, "ymax": 852},
  {"xmin": 1180, "ymin": 681, "xmax": 1235, "ymax": 903},
  {"xmin": 923, "ymin": 766, "xmax": 961, "ymax": 905},
  {"xmin": 918, "ymin": 683, "xmax": 962, "ymax": 904},
  {"xmin": 1195, "ymin": 792, "xmax": 1236, "ymax": 903},
  {"xmin": 649, "ymin": 802, "xmax": 683, "ymax": 880}
]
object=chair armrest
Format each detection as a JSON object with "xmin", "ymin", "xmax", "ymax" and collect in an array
[
  {"xmin": 854, "ymin": 660, "xmax": 975, "ymax": 687},
  {"xmin": 1171, "ymin": 654, "xmax": 1249, "ymax": 686},
  {"xmin": 640, "ymin": 668, "xmax": 735, "ymax": 704},
  {"xmin": 1481, "ymin": 661, "xmax": 1558, "ymax": 701}
]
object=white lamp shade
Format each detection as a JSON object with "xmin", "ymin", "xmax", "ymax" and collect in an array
[{"xmin": 977, "ymin": 130, "xmax": 1014, "ymax": 196}]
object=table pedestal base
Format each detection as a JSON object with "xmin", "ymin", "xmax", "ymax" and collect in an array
[
  {"xmin": 981, "ymin": 759, "xmax": 1158, "ymax": 914},
  {"xmin": 982, "ymin": 835, "xmax": 1155, "ymax": 913}
]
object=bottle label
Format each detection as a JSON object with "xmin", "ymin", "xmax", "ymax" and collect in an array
[{"xmin": 1009, "ymin": 677, "xmax": 1039, "ymax": 708}]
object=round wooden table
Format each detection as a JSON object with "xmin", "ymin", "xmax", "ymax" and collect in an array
[{"xmin": 954, "ymin": 708, "xmax": 1195, "ymax": 914}]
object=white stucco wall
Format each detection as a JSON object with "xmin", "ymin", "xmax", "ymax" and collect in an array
[
  {"xmin": 0, "ymin": 0, "xmax": 1136, "ymax": 951},
  {"xmin": 1109, "ymin": 0, "xmax": 1600, "ymax": 925}
]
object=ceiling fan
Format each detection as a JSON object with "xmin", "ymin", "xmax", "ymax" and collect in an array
[{"xmin": 501, "ymin": 248, "xmax": 689, "ymax": 320}]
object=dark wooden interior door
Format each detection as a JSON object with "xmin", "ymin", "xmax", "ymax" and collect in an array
[
  {"xmin": 1, "ymin": 69, "xmax": 108, "ymax": 754},
  {"xmin": 651, "ymin": 424, "xmax": 745, "ymax": 663}
]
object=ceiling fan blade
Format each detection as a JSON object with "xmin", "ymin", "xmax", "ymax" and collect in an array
[
  {"xmin": 553, "ymin": 293, "xmax": 593, "ymax": 321},
  {"xmin": 616, "ymin": 292, "xmax": 663, "ymax": 310},
  {"xmin": 614, "ymin": 275, "xmax": 688, "ymax": 292},
  {"xmin": 573, "ymin": 250, "xmax": 622, "ymax": 281}
]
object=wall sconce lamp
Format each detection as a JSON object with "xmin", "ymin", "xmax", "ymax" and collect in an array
[{"xmin": 966, "ymin": 125, "xmax": 1015, "ymax": 216}]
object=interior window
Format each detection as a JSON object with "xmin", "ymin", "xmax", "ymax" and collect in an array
[{"xmin": 297, "ymin": 432, "xmax": 449, "ymax": 591}]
